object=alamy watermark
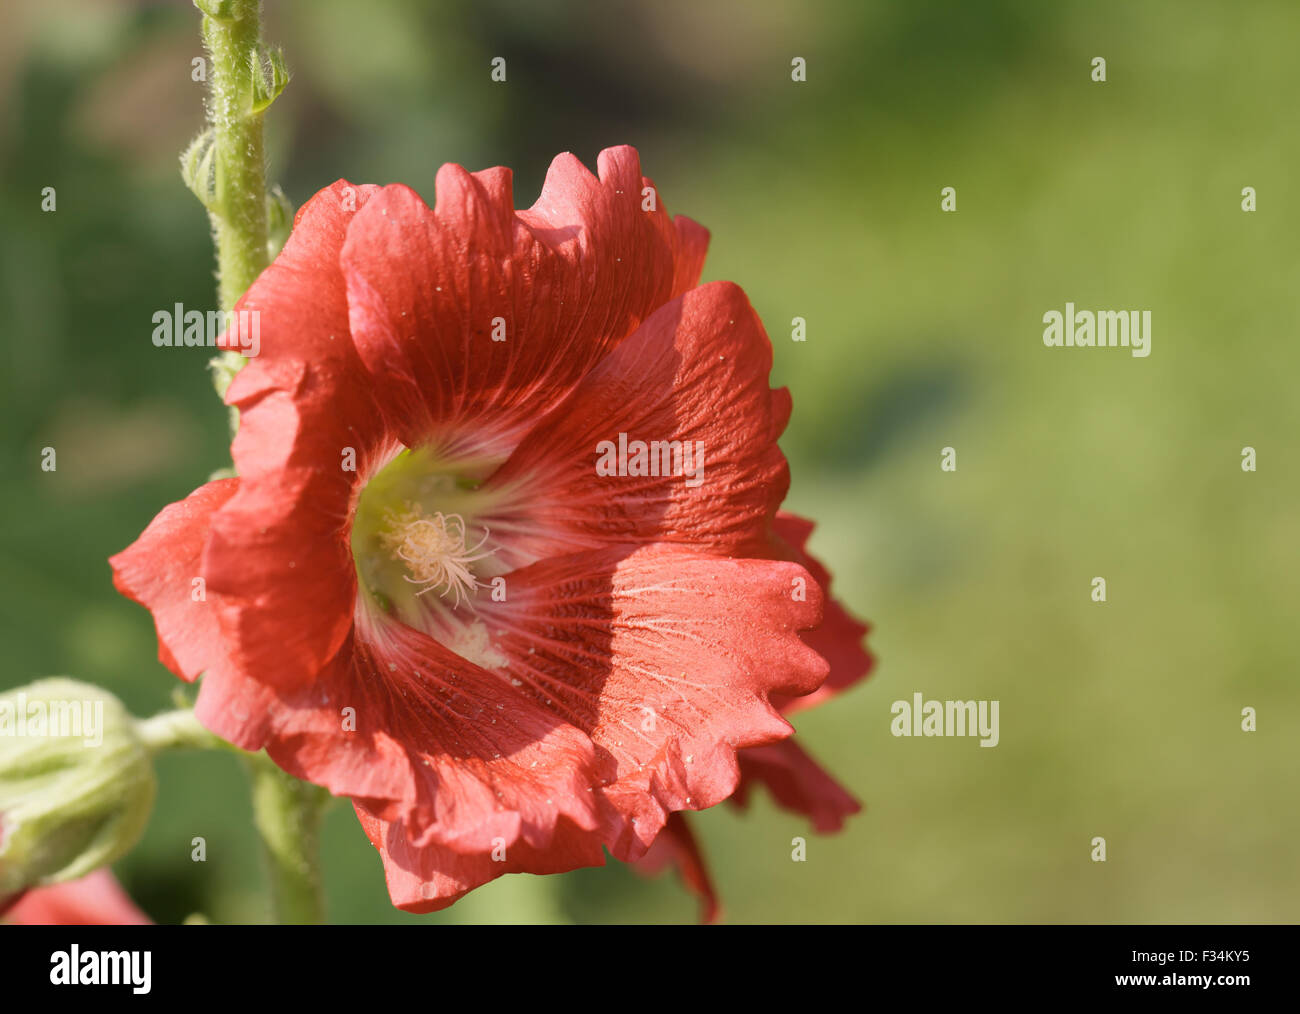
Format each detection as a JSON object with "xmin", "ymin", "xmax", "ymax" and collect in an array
[
  {"xmin": 595, "ymin": 433, "xmax": 705, "ymax": 488},
  {"xmin": 50, "ymin": 947, "xmax": 151, "ymax": 994},
  {"xmin": 1043, "ymin": 302, "xmax": 1151, "ymax": 358},
  {"xmin": 0, "ymin": 693, "xmax": 104, "ymax": 747},
  {"xmin": 152, "ymin": 303, "xmax": 261, "ymax": 357},
  {"xmin": 891, "ymin": 692, "xmax": 999, "ymax": 747}
]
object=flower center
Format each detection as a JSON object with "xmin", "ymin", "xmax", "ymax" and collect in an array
[
  {"xmin": 378, "ymin": 505, "xmax": 493, "ymax": 607},
  {"xmin": 351, "ymin": 447, "xmax": 506, "ymax": 625}
]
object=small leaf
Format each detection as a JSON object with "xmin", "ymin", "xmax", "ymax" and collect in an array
[
  {"xmin": 250, "ymin": 44, "xmax": 290, "ymax": 114},
  {"xmin": 180, "ymin": 128, "xmax": 218, "ymax": 210}
]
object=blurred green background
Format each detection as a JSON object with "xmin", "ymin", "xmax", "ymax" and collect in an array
[{"xmin": 1, "ymin": 0, "xmax": 1295, "ymax": 923}]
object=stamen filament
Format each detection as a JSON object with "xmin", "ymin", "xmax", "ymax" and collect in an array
[{"xmin": 379, "ymin": 504, "xmax": 495, "ymax": 608}]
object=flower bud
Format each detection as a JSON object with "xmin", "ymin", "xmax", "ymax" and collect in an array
[{"xmin": 0, "ymin": 679, "xmax": 155, "ymax": 902}]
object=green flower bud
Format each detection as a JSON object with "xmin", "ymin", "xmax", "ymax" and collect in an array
[{"xmin": 0, "ymin": 679, "xmax": 155, "ymax": 901}]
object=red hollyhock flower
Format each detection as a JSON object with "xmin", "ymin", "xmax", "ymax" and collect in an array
[
  {"xmin": 111, "ymin": 146, "xmax": 869, "ymax": 912},
  {"xmin": 636, "ymin": 511, "xmax": 875, "ymax": 921},
  {"xmin": 3, "ymin": 870, "xmax": 151, "ymax": 925}
]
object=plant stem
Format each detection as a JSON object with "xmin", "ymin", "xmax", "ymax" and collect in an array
[
  {"xmin": 137, "ymin": 710, "xmax": 330, "ymax": 922},
  {"xmin": 187, "ymin": 1, "xmax": 322, "ymax": 926},
  {"xmin": 201, "ymin": 0, "xmax": 269, "ymax": 315},
  {"xmin": 246, "ymin": 756, "xmax": 331, "ymax": 925},
  {"xmin": 190, "ymin": 2, "xmax": 324, "ymax": 926},
  {"xmin": 135, "ymin": 709, "xmax": 221, "ymax": 753}
]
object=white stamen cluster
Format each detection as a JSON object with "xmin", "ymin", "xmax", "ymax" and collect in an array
[{"xmin": 379, "ymin": 504, "xmax": 494, "ymax": 608}]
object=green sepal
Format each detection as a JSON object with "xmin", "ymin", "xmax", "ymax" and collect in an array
[
  {"xmin": 180, "ymin": 128, "xmax": 218, "ymax": 211},
  {"xmin": 250, "ymin": 45, "xmax": 290, "ymax": 114}
]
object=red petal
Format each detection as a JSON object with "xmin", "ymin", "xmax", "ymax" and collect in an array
[
  {"xmin": 476, "ymin": 545, "xmax": 828, "ymax": 861},
  {"xmin": 109, "ymin": 478, "xmax": 239, "ymax": 682},
  {"xmin": 340, "ymin": 146, "xmax": 700, "ymax": 454},
  {"xmin": 199, "ymin": 619, "xmax": 602, "ymax": 855},
  {"xmin": 356, "ymin": 804, "xmax": 604, "ymax": 914},
  {"xmin": 769, "ymin": 511, "xmax": 875, "ymax": 714},
  {"xmin": 192, "ymin": 661, "xmax": 277, "ymax": 750},
  {"xmin": 669, "ymin": 215, "xmax": 709, "ymax": 297},
  {"xmin": 769, "ymin": 386, "xmax": 793, "ymax": 441},
  {"xmin": 224, "ymin": 178, "xmax": 387, "ymax": 470},
  {"xmin": 634, "ymin": 812, "xmax": 720, "ymax": 924},
  {"xmin": 5, "ymin": 870, "xmax": 150, "ymax": 925},
  {"xmin": 734, "ymin": 739, "xmax": 861, "ymax": 832},
  {"xmin": 482, "ymin": 281, "xmax": 788, "ymax": 566},
  {"xmin": 207, "ymin": 180, "xmax": 395, "ymax": 691}
]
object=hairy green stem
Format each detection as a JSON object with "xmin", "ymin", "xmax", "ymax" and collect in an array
[
  {"xmin": 201, "ymin": 0, "xmax": 269, "ymax": 315},
  {"xmin": 136, "ymin": 710, "xmax": 330, "ymax": 922},
  {"xmin": 246, "ymin": 756, "xmax": 331, "ymax": 925},
  {"xmin": 135, "ymin": 709, "xmax": 221, "ymax": 753},
  {"xmin": 188, "ymin": 0, "xmax": 323, "ymax": 927}
]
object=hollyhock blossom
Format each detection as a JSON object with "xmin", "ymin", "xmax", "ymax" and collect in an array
[
  {"xmin": 637, "ymin": 512, "xmax": 875, "ymax": 920},
  {"xmin": 3, "ymin": 869, "xmax": 150, "ymax": 925},
  {"xmin": 111, "ymin": 145, "xmax": 868, "ymax": 911}
]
